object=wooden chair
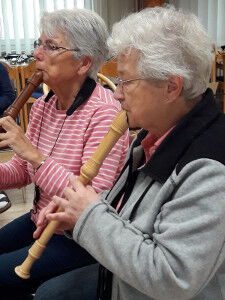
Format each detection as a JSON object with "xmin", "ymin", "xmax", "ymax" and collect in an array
[
  {"xmin": 19, "ymin": 60, "xmax": 43, "ymax": 131},
  {"xmin": 209, "ymin": 47, "xmax": 225, "ymax": 111},
  {"xmin": 217, "ymin": 52, "xmax": 225, "ymax": 112},
  {"xmin": 19, "ymin": 60, "xmax": 37, "ymax": 89},
  {"xmin": 211, "ymin": 49, "xmax": 217, "ymax": 83},
  {"xmin": 99, "ymin": 58, "xmax": 117, "ymax": 78},
  {"xmin": 97, "ymin": 73, "xmax": 116, "ymax": 91}
]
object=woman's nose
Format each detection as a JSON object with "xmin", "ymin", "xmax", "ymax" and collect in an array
[{"xmin": 34, "ymin": 47, "xmax": 44, "ymax": 61}]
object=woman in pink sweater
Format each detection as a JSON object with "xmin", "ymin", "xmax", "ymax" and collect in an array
[{"xmin": 0, "ymin": 9, "xmax": 128, "ymax": 299}]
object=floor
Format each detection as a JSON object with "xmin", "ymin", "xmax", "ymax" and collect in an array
[
  {"xmin": 0, "ymin": 150, "xmax": 34, "ymax": 228},
  {"xmin": 0, "ymin": 184, "xmax": 34, "ymax": 228}
]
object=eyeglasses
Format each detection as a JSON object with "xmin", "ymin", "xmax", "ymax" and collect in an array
[
  {"xmin": 115, "ymin": 77, "xmax": 146, "ymax": 92},
  {"xmin": 33, "ymin": 40, "xmax": 80, "ymax": 54}
]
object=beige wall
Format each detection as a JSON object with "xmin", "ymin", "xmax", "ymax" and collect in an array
[
  {"xmin": 107, "ymin": 0, "xmax": 137, "ymax": 29},
  {"xmin": 94, "ymin": 0, "xmax": 137, "ymax": 30}
]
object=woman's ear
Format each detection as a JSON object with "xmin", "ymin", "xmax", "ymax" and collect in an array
[
  {"xmin": 77, "ymin": 56, "xmax": 93, "ymax": 76},
  {"xmin": 166, "ymin": 75, "xmax": 183, "ymax": 102}
]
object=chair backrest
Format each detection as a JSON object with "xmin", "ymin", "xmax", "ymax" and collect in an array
[
  {"xmin": 19, "ymin": 60, "xmax": 37, "ymax": 89},
  {"xmin": 99, "ymin": 58, "xmax": 117, "ymax": 78},
  {"xmin": 97, "ymin": 73, "xmax": 116, "ymax": 91},
  {"xmin": 210, "ymin": 47, "xmax": 225, "ymax": 112},
  {"xmin": 211, "ymin": 52, "xmax": 217, "ymax": 83},
  {"xmin": 19, "ymin": 60, "xmax": 39, "ymax": 132}
]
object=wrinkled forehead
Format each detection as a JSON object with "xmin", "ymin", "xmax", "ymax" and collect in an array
[
  {"xmin": 117, "ymin": 49, "xmax": 140, "ymax": 76},
  {"xmin": 41, "ymin": 26, "xmax": 70, "ymax": 42},
  {"xmin": 39, "ymin": 31, "xmax": 67, "ymax": 44}
]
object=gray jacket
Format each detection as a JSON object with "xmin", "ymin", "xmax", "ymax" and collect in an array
[{"xmin": 73, "ymin": 89, "xmax": 225, "ymax": 300}]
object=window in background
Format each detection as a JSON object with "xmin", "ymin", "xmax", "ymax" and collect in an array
[
  {"xmin": 0, "ymin": 0, "xmax": 93, "ymax": 56},
  {"xmin": 169, "ymin": 0, "xmax": 225, "ymax": 47}
]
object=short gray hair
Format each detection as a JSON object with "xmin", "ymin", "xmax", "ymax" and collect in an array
[
  {"xmin": 40, "ymin": 9, "xmax": 109, "ymax": 79},
  {"xmin": 108, "ymin": 5, "xmax": 213, "ymax": 99}
]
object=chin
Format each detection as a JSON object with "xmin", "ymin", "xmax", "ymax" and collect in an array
[{"xmin": 127, "ymin": 118, "xmax": 140, "ymax": 130}]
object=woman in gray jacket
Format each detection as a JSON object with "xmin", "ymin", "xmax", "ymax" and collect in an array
[{"xmin": 34, "ymin": 5, "xmax": 225, "ymax": 300}]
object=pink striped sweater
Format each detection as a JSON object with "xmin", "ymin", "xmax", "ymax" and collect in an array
[{"xmin": 0, "ymin": 83, "xmax": 129, "ymax": 225}]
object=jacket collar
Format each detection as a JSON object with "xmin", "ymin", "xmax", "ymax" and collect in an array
[{"xmin": 133, "ymin": 89, "xmax": 220, "ymax": 183}]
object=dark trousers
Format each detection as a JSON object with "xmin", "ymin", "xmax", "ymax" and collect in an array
[
  {"xmin": 34, "ymin": 264, "xmax": 99, "ymax": 300},
  {"xmin": 0, "ymin": 212, "xmax": 96, "ymax": 300}
]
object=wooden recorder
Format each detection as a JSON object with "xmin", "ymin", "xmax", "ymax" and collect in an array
[{"xmin": 0, "ymin": 70, "xmax": 43, "ymax": 136}]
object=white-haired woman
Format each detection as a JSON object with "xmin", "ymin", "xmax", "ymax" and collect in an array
[
  {"xmin": 34, "ymin": 5, "xmax": 225, "ymax": 300},
  {"xmin": 0, "ymin": 9, "xmax": 128, "ymax": 299}
]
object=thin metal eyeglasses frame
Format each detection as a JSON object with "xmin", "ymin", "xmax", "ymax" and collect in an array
[
  {"xmin": 115, "ymin": 77, "xmax": 146, "ymax": 90},
  {"xmin": 33, "ymin": 40, "xmax": 79, "ymax": 53}
]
